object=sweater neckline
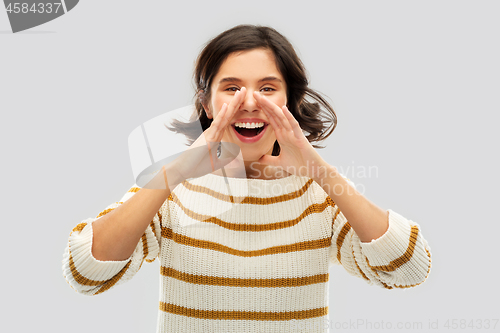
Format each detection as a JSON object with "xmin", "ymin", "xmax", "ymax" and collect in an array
[
  {"xmin": 182, "ymin": 172, "xmax": 313, "ymax": 198},
  {"xmin": 205, "ymin": 171, "xmax": 297, "ymax": 183},
  {"xmin": 187, "ymin": 172, "xmax": 309, "ymax": 198}
]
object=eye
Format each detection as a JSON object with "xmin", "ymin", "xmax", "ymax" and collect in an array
[
  {"xmin": 261, "ymin": 87, "xmax": 275, "ymax": 92},
  {"xmin": 225, "ymin": 86, "xmax": 240, "ymax": 92}
]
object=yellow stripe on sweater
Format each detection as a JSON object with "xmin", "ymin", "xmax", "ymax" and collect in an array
[
  {"xmin": 367, "ymin": 225, "xmax": 420, "ymax": 272},
  {"xmin": 181, "ymin": 178, "xmax": 314, "ymax": 204},
  {"xmin": 168, "ymin": 194, "xmax": 336, "ymax": 232},
  {"xmin": 94, "ymin": 261, "xmax": 132, "ymax": 295},
  {"xmin": 159, "ymin": 302, "xmax": 328, "ymax": 320},
  {"xmin": 68, "ymin": 250, "xmax": 131, "ymax": 292},
  {"xmin": 161, "ymin": 227, "xmax": 331, "ymax": 257},
  {"xmin": 95, "ymin": 202, "xmax": 123, "ymax": 218},
  {"xmin": 160, "ymin": 266, "xmax": 328, "ymax": 287},
  {"xmin": 68, "ymin": 251, "xmax": 108, "ymax": 286}
]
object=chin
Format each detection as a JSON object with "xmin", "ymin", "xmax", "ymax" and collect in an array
[
  {"xmin": 237, "ymin": 143, "xmax": 274, "ymax": 160},
  {"xmin": 238, "ymin": 150, "xmax": 265, "ymax": 162},
  {"xmin": 241, "ymin": 153, "xmax": 261, "ymax": 162}
]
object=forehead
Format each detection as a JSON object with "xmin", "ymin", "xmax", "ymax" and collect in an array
[{"xmin": 213, "ymin": 48, "xmax": 283, "ymax": 83}]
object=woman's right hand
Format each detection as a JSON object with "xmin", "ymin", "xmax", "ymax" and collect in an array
[{"xmin": 147, "ymin": 88, "xmax": 246, "ymax": 189}]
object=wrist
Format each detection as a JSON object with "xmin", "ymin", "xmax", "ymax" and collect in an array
[
  {"xmin": 311, "ymin": 163, "xmax": 338, "ymax": 184},
  {"xmin": 164, "ymin": 163, "xmax": 184, "ymax": 189},
  {"xmin": 143, "ymin": 163, "xmax": 183, "ymax": 191}
]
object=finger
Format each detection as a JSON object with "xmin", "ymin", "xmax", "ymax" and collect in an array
[
  {"xmin": 268, "ymin": 103, "xmax": 292, "ymax": 132},
  {"xmin": 203, "ymin": 103, "xmax": 227, "ymax": 148},
  {"xmin": 254, "ymin": 91, "xmax": 291, "ymax": 131},
  {"xmin": 260, "ymin": 105, "xmax": 289, "ymax": 144},
  {"xmin": 211, "ymin": 87, "xmax": 245, "ymax": 138},
  {"xmin": 282, "ymin": 105, "xmax": 303, "ymax": 139},
  {"xmin": 221, "ymin": 86, "xmax": 247, "ymax": 132},
  {"xmin": 226, "ymin": 87, "xmax": 246, "ymax": 118},
  {"xmin": 210, "ymin": 103, "xmax": 228, "ymax": 135},
  {"xmin": 253, "ymin": 92, "xmax": 279, "ymax": 129},
  {"xmin": 206, "ymin": 87, "xmax": 246, "ymax": 145},
  {"xmin": 255, "ymin": 95, "xmax": 290, "ymax": 145},
  {"xmin": 211, "ymin": 88, "xmax": 243, "ymax": 130}
]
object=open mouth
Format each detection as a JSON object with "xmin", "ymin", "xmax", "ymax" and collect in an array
[{"xmin": 233, "ymin": 126, "xmax": 266, "ymax": 137}]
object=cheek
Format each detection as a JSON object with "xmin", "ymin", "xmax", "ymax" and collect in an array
[
  {"xmin": 269, "ymin": 93, "xmax": 287, "ymax": 107},
  {"xmin": 210, "ymin": 95, "xmax": 231, "ymax": 117}
]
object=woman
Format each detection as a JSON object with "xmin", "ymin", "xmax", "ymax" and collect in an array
[{"xmin": 62, "ymin": 24, "xmax": 432, "ymax": 333}]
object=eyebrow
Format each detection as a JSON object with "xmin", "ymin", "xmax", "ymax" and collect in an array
[{"xmin": 218, "ymin": 76, "xmax": 283, "ymax": 84}]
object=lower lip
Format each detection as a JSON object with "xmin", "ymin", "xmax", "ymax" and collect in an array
[{"xmin": 232, "ymin": 125, "xmax": 268, "ymax": 143}]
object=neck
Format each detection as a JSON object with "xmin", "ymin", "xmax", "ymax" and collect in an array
[{"xmin": 211, "ymin": 162, "xmax": 290, "ymax": 180}]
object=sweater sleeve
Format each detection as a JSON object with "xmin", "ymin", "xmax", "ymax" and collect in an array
[
  {"xmin": 329, "ymin": 176, "xmax": 432, "ymax": 289},
  {"xmin": 62, "ymin": 185, "xmax": 167, "ymax": 296}
]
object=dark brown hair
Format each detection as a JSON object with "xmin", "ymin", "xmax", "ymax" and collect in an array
[{"xmin": 167, "ymin": 24, "xmax": 337, "ymax": 156}]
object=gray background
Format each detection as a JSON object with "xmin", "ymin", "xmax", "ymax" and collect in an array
[{"xmin": 1, "ymin": 0, "xmax": 499, "ymax": 332}]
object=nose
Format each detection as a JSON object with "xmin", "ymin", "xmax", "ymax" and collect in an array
[{"xmin": 239, "ymin": 88, "xmax": 260, "ymax": 113}]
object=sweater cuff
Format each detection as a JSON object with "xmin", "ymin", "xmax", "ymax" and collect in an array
[
  {"xmin": 68, "ymin": 219, "xmax": 131, "ymax": 282},
  {"xmin": 358, "ymin": 209, "xmax": 413, "ymax": 265}
]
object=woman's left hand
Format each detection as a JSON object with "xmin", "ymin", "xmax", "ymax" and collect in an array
[{"xmin": 253, "ymin": 91, "xmax": 332, "ymax": 181}]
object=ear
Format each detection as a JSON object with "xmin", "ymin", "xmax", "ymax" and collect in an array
[
  {"xmin": 198, "ymin": 90, "xmax": 213, "ymax": 119},
  {"xmin": 203, "ymin": 104, "xmax": 213, "ymax": 119}
]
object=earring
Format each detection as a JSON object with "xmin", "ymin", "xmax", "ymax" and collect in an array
[{"xmin": 217, "ymin": 142, "xmax": 222, "ymax": 158}]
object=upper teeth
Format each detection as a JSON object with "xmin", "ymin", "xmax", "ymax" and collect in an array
[{"xmin": 234, "ymin": 122, "xmax": 265, "ymax": 129}]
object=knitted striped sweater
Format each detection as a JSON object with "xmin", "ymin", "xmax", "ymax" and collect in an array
[{"xmin": 62, "ymin": 173, "xmax": 432, "ymax": 333}]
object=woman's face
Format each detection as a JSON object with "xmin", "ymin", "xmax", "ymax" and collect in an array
[{"xmin": 204, "ymin": 48, "xmax": 287, "ymax": 163}]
